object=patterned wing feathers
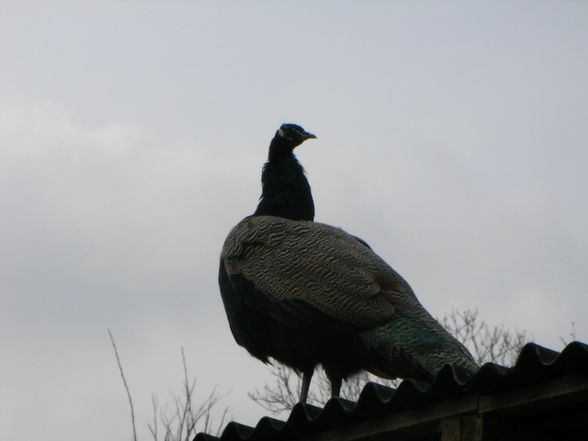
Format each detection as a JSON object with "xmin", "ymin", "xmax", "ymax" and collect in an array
[{"xmin": 222, "ymin": 216, "xmax": 406, "ymax": 329}]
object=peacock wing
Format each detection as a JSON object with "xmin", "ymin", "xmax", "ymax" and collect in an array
[{"xmin": 221, "ymin": 215, "xmax": 410, "ymax": 331}]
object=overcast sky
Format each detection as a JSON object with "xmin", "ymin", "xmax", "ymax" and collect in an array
[{"xmin": 1, "ymin": 2, "xmax": 587, "ymax": 440}]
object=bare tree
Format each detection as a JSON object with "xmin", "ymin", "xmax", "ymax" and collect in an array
[
  {"xmin": 440, "ymin": 308, "xmax": 529, "ymax": 366},
  {"xmin": 109, "ymin": 331, "xmax": 228, "ymax": 441},
  {"xmin": 249, "ymin": 308, "xmax": 531, "ymax": 415},
  {"xmin": 146, "ymin": 348, "xmax": 229, "ymax": 441}
]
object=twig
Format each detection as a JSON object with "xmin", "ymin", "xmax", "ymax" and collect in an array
[
  {"xmin": 181, "ymin": 347, "xmax": 196, "ymax": 441},
  {"xmin": 108, "ymin": 329, "xmax": 138, "ymax": 441},
  {"xmin": 148, "ymin": 394, "xmax": 159, "ymax": 441}
]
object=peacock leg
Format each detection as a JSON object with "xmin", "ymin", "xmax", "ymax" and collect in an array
[
  {"xmin": 299, "ymin": 368, "xmax": 313, "ymax": 404},
  {"xmin": 330, "ymin": 375, "xmax": 342, "ymax": 399}
]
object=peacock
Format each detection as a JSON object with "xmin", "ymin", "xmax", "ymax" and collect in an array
[{"xmin": 218, "ymin": 123, "xmax": 478, "ymax": 403}]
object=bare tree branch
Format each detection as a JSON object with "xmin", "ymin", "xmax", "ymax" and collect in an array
[
  {"xmin": 148, "ymin": 395, "xmax": 159, "ymax": 441},
  {"xmin": 111, "ymin": 338, "xmax": 228, "ymax": 441},
  {"xmin": 147, "ymin": 354, "xmax": 228, "ymax": 441},
  {"xmin": 108, "ymin": 329, "xmax": 138, "ymax": 441},
  {"xmin": 440, "ymin": 308, "xmax": 530, "ymax": 366}
]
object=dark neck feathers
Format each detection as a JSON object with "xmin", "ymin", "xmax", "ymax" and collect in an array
[{"xmin": 253, "ymin": 135, "xmax": 315, "ymax": 221}]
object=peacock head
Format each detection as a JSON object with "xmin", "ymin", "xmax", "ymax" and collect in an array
[{"xmin": 276, "ymin": 123, "xmax": 317, "ymax": 148}]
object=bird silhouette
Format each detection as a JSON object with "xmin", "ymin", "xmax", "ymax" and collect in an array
[{"xmin": 218, "ymin": 123, "xmax": 478, "ymax": 403}]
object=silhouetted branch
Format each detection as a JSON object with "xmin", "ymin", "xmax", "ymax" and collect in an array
[
  {"xmin": 110, "ymin": 333, "xmax": 228, "ymax": 441},
  {"xmin": 145, "ymin": 349, "xmax": 228, "ymax": 441},
  {"xmin": 440, "ymin": 308, "xmax": 530, "ymax": 366},
  {"xmin": 108, "ymin": 329, "xmax": 138, "ymax": 441}
]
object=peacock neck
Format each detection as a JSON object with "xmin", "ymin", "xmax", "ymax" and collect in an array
[{"xmin": 253, "ymin": 137, "xmax": 315, "ymax": 221}]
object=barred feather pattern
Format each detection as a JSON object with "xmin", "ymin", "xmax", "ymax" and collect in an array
[
  {"xmin": 222, "ymin": 215, "xmax": 478, "ymax": 378},
  {"xmin": 222, "ymin": 215, "xmax": 403, "ymax": 328}
]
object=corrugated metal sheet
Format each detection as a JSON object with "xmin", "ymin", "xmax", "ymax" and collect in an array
[{"xmin": 195, "ymin": 341, "xmax": 588, "ymax": 441}]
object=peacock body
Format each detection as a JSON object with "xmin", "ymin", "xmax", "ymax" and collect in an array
[{"xmin": 218, "ymin": 124, "xmax": 478, "ymax": 402}]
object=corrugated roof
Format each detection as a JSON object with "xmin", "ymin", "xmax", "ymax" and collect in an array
[{"xmin": 195, "ymin": 341, "xmax": 588, "ymax": 441}]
